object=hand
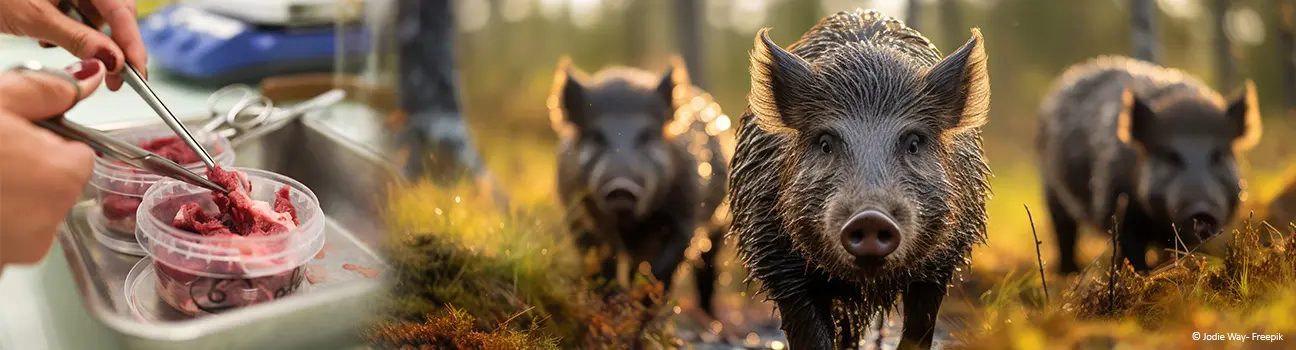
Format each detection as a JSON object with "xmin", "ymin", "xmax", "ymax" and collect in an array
[
  {"xmin": 0, "ymin": 0, "xmax": 145, "ymax": 91},
  {"xmin": 0, "ymin": 59, "xmax": 106, "ymax": 268}
]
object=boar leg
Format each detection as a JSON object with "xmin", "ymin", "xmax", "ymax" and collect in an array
[
  {"xmin": 899, "ymin": 281, "xmax": 946, "ymax": 350},
  {"xmin": 774, "ymin": 294, "xmax": 834, "ymax": 350},
  {"xmin": 1046, "ymin": 191, "xmax": 1081, "ymax": 274},
  {"xmin": 1119, "ymin": 234, "xmax": 1150, "ymax": 271},
  {"xmin": 648, "ymin": 223, "xmax": 691, "ymax": 288},
  {"xmin": 576, "ymin": 231, "xmax": 621, "ymax": 292},
  {"xmin": 693, "ymin": 227, "xmax": 724, "ymax": 317},
  {"xmin": 1117, "ymin": 210, "xmax": 1155, "ymax": 271}
]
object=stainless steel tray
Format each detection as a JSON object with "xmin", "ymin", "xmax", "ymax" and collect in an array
[{"xmin": 56, "ymin": 114, "xmax": 401, "ymax": 350}]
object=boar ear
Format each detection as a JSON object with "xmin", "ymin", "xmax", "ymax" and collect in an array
[
  {"xmin": 749, "ymin": 28, "xmax": 816, "ymax": 133},
  {"xmin": 924, "ymin": 28, "xmax": 990, "ymax": 132},
  {"xmin": 656, "ymin": 56, "xmax": 689, "ymax": 117},
  {"xmin": 549, "ymin": 56, "xmax": 589, "ymax": 132},
  {"xmin": 1116, "ymin": 88, "xmax": 1157, "ymax": 145},
  {"xmin": 1226, "ymin": 79, "xmax": 1262, "ymax": 150}
]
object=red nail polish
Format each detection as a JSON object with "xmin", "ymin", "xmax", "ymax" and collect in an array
[
  {"xmin": 94, "ymin": 50, "xmax": 117, "ymax": 72},
  {"xmin": 65, "ymin": 59, "xmax": 102, "ymax": 80}
]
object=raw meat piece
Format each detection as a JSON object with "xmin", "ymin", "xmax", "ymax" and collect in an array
[
  {"xmin": 139, "ymin": 136, "xmax": 202, "ymax": 165},
  {"xmin": 172, "ymin": 203, "xmax": 236, "ymax": 237},
  {"xmin": 171, "ymin": 167, "xmax": 297, "ymax": 237},
  {"xmin": 101, "ymin": 193, "xmax": 141, "ymax": 219}
]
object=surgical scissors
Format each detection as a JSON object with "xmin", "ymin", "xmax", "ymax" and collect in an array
[
  {"xmin": 35, "ymin": 116, "xmax": 228, "ymax": 194},
  {"xmin": 201, "ymin": 84, "xmax": 346, "ymax": 147}
]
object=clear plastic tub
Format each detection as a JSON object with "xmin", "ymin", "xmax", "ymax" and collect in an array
[
  {"xmin": 89, "ymin": 125, "xmax": 235, "ymax": 254},
  {"xmin": 134, "ymin": 167, "xmax": 324, "ymax": 315}
]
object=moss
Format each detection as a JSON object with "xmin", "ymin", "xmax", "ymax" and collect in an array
[
  {"xmin": 370, "ymin": 178, "xmax": 676, "ymax": 349},
  {"xmin": 366, "ymin": 307, "xmax": 560, "ymax": 350}
]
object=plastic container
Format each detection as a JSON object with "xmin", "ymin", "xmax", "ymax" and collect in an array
[
  {"xmin": 89, "ymin": 125, "xmax": 235, "ymax": 255},
  {"xmin": 135, "ymin": 167, "xmax": 324, "ymax": 315}
]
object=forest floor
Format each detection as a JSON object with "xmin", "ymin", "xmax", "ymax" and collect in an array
[{"xmin": 365, "ymin": 127, "xmax": 1296, "ymax": 349}]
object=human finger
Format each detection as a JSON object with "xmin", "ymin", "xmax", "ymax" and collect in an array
[
  {"xmin": 20, "ymin": 3, "xmax": 124, "ymax": 72},
  {"xmin": 0, "ymin": 60, "xmax": 106, "ymax": 119},
  {"xmin": 88, "ymin": 0, "xmax": 146, "ymax": 79}
]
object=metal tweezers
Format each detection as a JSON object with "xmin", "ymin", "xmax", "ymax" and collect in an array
[
  {"xmin": 59, "ymin": 2, "xmax": 219, "ymax": 170},
  {"xmin": 36, "ymin": 117, "xmax": 228, "ymax": 194}
]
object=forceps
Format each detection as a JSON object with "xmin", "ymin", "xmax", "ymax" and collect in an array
[
  {"xmin": 35, "ymin": 117, "xmax": 228, "ymax": 194},
  {"xmin": 60, "ymin": 3, "xmax": 218, "ymax": 170}
]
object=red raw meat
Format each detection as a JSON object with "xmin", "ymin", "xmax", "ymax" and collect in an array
[
  {"xmin": 101, "ymin": 193, "xmax": 141, "ymax": 219},
  {"xmin": 139, "ymin": 136, "xmax": 202, "ymax": 165},
  {"xmin": 171, "ymin": 167, "xmax": 297, "ymax": 237}
]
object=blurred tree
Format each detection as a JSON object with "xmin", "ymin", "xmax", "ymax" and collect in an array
[
  {"xmin": 1278, "ymin": 0, "xmax": 1296, "ymax": 111},
  {"xmin": 907, "ymin": 0, "xmax": 922, "ymax": 31},
  {"xmin": 394, "ymin": 0, "xmax": 498, "ymax": 191},
  {"xmin": 939, "ymin": 0, "xmax": 965, "ymax": 50},
  {"xmin": 674, "ymin": 0, "xmax": 706, "ymax": 88},
  {"xmin": 1131, "ymin": 0, "xmax": 1161, "ymax": 63},
  {"xmin": 625, "ymin": 0, "xmax": 647, "ymax": 67},
  {"xmin": 1214, "ymin": 0, "xmax": 1236, "ymax": 87}
]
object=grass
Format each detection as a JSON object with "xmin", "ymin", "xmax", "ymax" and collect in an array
[
  {"xmin": 367, "ymin": 125, "xmax": 1296, "ymax": 348},
  {"xmin": 957, "ymin": 218, "xmax": 1296, "ymax": 349},
  {"xmin": 367, "ymin": 172, "xmax": 676, "ymax": 349}
]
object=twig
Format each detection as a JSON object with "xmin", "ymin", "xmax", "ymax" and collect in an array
[
  {"xmin": 1024, "ymin": 205, "xmax": 1050, "ymax": 304},
  {"xmin": 1106, "ymin": 195, "xmax": 1130, "ymax": 315},
  {"xmin": 501, "ymin": 305, "xmax": 537, "ymax": 327}
]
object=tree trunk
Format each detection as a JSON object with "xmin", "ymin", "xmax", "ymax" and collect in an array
[
  {"xmin": 674, "ymin": 0, "xmax": 706, "ymax": 88},
  {"xmin": 624, "ymin": 0, "xmax": 647, "ymax": 67},
  {"xmin": 393, "ymin": 0, "xmax": 492, "ymax": 186},
  {"xmin": 939, "ymin": 0, "xmax": 965, "ymax": 49},
  {"xmin": 1278, "ymin": 0, "xmax": 1296, "ymax": 112},
  {"xmin": 1131, "ymin": 0, "xmax": 1161, "ymax": 64},
  {"xmin": 906, "ymin": 0, "xmax": 922, "ymax": 31},
  {"xmin": 1213, "ymin": 0, "xmax": 1235, "ymax": 88}
]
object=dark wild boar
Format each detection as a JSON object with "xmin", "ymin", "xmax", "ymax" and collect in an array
[
  {"xmin": 1037, "ymin": 55, "xmax": 1262, "ymax": 273},
  {"xmin": 548, "ymin": 57, "xmax": 732, "ymax": 317},
  {"xmin": 728, "ymin": 9, "xmax": 991, "ymax": 349}
]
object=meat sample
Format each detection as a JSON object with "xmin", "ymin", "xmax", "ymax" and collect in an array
[
  {"xmin": 139, "ymin": 136, "xmax": 204, "ymax": 164},
  {"xmin": 173, "ymin": 167, "xmax": 298, "ymax": 237},
  {"xmin": 96, "ymin": 136, "xmax": 223, "ymax": 235}
]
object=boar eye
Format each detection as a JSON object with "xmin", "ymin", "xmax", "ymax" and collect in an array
[
  {"xmin": 1163, "ymin": 152, "xmax": 1184, "ymax": 167},
  {"xmin": 1210, "ymin": 149, "xmax": 1226, "ymax": 165},
  {"xmin": 818, "ymin": 134, "xmax": 835, "ymax": 154},
  {"xmin": 903, "ymin": 133, "xmax": 925, "ymax": 155},
  {"xmin": 635, "ymin": 129, "xmax": 656, "ymax": 146}
]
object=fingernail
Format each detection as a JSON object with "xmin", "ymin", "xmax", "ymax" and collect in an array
[
  {"xmin": 65, "ymin": 59, "xmax": 102, "ymax": 80},
  {"xmin": 94, "ymin": 50, "xmax": 117, "ymax": 72}
]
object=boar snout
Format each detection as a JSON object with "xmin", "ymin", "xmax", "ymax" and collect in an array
[
  {"xmin": 839, "ymin": 210, "xmax": 902, "ymax": 264},
  {"xmin": 598, "ymin": 177, "xmax": 644, "ymax": 214},
  {"xmin": 1179, "ymin": 203, "xmax": 1223, "ymax": 241}
]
